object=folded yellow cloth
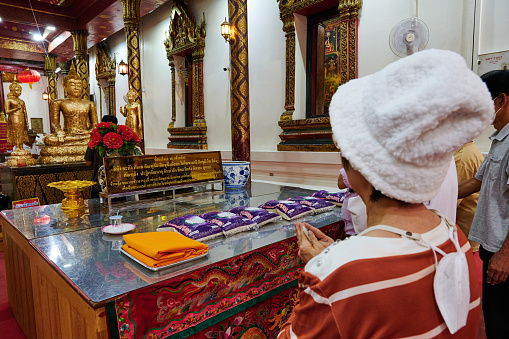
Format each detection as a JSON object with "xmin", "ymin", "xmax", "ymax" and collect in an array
[{"xmin": 122, "ymin": 232, "xmax": 209, "ymax": 268}]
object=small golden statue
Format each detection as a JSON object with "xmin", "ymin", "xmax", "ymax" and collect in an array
[
  {"xmin": 120, "ymin": 87, "xmax": 143, "ymax": 139},
  {"xmin": 39, "ymin": 64, "xmax": 98, "ymax": 164},
  {"xmin": 5, "ymin": 81, "xmax": 36, "ymax": 167}
]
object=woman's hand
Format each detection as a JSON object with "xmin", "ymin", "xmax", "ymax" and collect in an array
[{"xmin": 295, "ymin": 222, "xmax": 334, "ymax": 263}]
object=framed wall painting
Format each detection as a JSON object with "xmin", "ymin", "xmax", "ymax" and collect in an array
[{"xmin": 30, "ymin": 118, "xmax": 44, "ymax": 134}]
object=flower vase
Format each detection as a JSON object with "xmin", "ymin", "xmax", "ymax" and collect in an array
[{"xmin": 98, "ymin": 150, "xmax": 119, "ymax": 194}]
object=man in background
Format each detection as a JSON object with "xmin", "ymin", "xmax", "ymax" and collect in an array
[
  {"xmin": 455, "ymin": 141, "xmax": 483, "ymax": 252},
  {"xmin": 458, "ymin": 69, "xmax": 509, "ymax": 338},
  {"xmin": 13, "ymin": 128, "xmax": 40, "ymax": 160}
]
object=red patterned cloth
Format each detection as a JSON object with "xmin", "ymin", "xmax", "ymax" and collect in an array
[{"xmin": 107, "ymin": 222, "xmax": 342, "ymax": 339}]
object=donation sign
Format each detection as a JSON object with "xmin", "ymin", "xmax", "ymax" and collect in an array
[{"xmin": 103, "ymin": 151, "xmax": 224, "ymax": 195}]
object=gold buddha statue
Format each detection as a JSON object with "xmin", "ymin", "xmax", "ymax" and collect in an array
[
  {"xmin": 39, "ymin": 65, "xmax": 98, "ymax": 164},
  {"xmin": 120, "ymin": 87, "xmax": 143, "ymax": 139},
  {"xmin": 5, "ymin": 81, "xmax": 36, "ymax": 167}
]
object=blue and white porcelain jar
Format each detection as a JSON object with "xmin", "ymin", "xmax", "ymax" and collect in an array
[{"xmin": 222, "ymin": 161, "xmax": 250, "ymax": 189}]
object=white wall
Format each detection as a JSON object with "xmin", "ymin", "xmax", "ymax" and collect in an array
[{"xmin": 29, "ymin": 0, "xmax": 503, "ymax": 155}]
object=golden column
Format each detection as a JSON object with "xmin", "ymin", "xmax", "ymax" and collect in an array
[
  {"xmin": 71, "ymin": 30, "xmax": 90, "ymax": 100},
  {"xmin": 43, "ymin": 54, "xmax": 57, "ymax": 132},
  {"xmin": 229, "ymin": 0, "xmax": 250, "ymax": 163},
  {"xmin": 192, "ymin": 44, "xmax": 205, "ymax": 126},
  {"xmin": 107, "ymin": 77, "xmax": 116, "ymax": 116},
  {"xmin": 168, "ymin": 55, "xmax": 176, "ymax": 128},
  {"xmin": 280, "ymin": 14, "xmax": 295, "ymax": 121},
  {"xmin": 120, "ymin": 0, "xmax": 144, "ymax": 141}
]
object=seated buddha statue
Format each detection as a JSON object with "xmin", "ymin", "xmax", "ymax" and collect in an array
[{"xmin": 39, "ymin": 65, "xmax": 98, "ymax": 164}]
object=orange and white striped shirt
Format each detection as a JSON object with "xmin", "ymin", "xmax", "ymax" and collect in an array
[{"xmin": 279, "ymin": 219, "xmax": 480, "ymax": 339}]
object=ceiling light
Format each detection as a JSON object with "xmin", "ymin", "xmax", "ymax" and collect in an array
[
  {"xmin": 33, "ymin": 34, "xmax": 44, "ymax": 41},
  {"xmin": 0, "ymin": 17, "xmax": 2, "ymax": 23},
  {"xmin": 47, "ymin": 26, "xmax": 56, "ymax": 31}
]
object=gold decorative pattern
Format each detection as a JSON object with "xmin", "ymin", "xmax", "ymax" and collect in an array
[
  {"xmin": 168, "ymin": 56, "xmax": 176, "ymax": 127},
  {"xmin": 167, "ymin": 126, "xmax": 208, "ymax": 149},
  {"xmin": 43, "ymin": 54, "xmax": 58, "ymax": 131},
  {"xmin": 0, "ymin": 37, "xmax": 44, "ymax": 53},
  {"xmin": 281, "ymin": 14, "xmax": 296, "ymax": 121},
  {"xmin": 229, "ymin": 0, "xmax": 250, "ymax": 162},
  {"xmin": 164, "ymin": 0, "xmax": 207, "ymax": 148},
  {"xmin": 121, "ymin": 0, "xmax": 142, "ymax": 28},
  {"xmin": 339, "ymin": 19, "xmax": 349, "ymax": 84},
  {"xmin": 95, "ymin": 42, "xmax": 117, "ymax": 116},
  {"xmin": 121, "ymin": 0, "xmax": 144, "ymax": 142},
  {"xmin": 276, "ymin": 0, "xmax": 361, "ymax": 152},
  {"xmin": 3, "ymin": 164, "xmax": 94, "ymax": 205},
  {"xmin": 163, "ymin": 0, "xmax": 206, "ymax": 56},
  {"xmin": 1, "ymin": 72, "xmax": 17, "ymax": 83},
  {"xmin": 71, "ymin": 30, "xmax": 90, "ymax": 100}
]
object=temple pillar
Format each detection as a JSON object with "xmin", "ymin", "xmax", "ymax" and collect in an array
[
  {"xmin": 280, "ymin": 14, "xmax": 295, "ymax": 121},
  {"xmin": 121, "ymin": 0, "xmax": 144, "ymax": 141},
  {"xmin": 107, "ymin": 77, "xmax": 116, "ymax": 116},
  {"xmin": 71, "ymin": 30, "xmax": 90, "ymax": 100},
  {"xmin": 168, "ymin": 56, "xmax": 176, "ymax": 128},
  {"xmin": 228, "ymin": 0, "xmax": 250, "ymax": 163},
  {"xmin": 192, "ymin": 45, "xmax": 205, "ymax": 127},
  {"xmin": 43, "ymin": 54, "xmax": 57, "ymax": 132}
]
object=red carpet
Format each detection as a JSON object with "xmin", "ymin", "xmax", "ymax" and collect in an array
[
  {"xmin": 0, "ymin": 250, "xmax": 487, "ymax": 339},
  {"xmin": 0, "ymin": 252, "xmax": 27, "ymax": 339}
]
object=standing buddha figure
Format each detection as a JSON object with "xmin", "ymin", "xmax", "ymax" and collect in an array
[
  {"xmin": 5, "ymin": 81, "xmax": 36, "ymax": 166},
  {"xmin": 39, "ymin": 64, "xmax": 98, "ymax": 164},
  {"xmin": 120, "ymin": 87, "xmax": 143, "ymax": 139}
]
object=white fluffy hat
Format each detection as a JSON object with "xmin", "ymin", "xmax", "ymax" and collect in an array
[{"xmin": 329, "ymin": 49, "xmax": 494, "ymax": 203}]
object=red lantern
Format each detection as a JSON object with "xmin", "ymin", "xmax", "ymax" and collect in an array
[{"xmin": 18, "ymin": 68, "xmax": 41, "ymax": 89}]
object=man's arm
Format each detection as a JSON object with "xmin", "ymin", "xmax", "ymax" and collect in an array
[
  {"xmin": 487, "ymin": 232, "xmax": 509, "ymax": 285},
  {"xmin": 458, "ymin": 177, "xmax": 482, "ymax": 199}
]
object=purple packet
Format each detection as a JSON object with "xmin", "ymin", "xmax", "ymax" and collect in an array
[
  {"xmin": 258, "ymin": 200, "xmax": 281, "ymax": 212},
  {"xmin": 261, "ymin": 201, "xmax": 313, "ymax": 221},
  {"xmin": 286, "ymin": 196, "xmax": 336, "ymax": 214},
  {"xmin": 229, "ymin": 206, "xmax": 282, "ymax": 227},
  {"xmin": 200, "ymin": 211, "xmax": 257, "ymax": 236},
  {"xmin": 311, "ymin": 190, "xmax": 329, "ymax": 199},
  {"xmin": 311, "ymin": 190, "xmax": 345, "ymax": 206},
  {"xmin": 157, "ymin": 215, "xmax": 223, "ymax": 241},
  {"xmin": 325, "ymin": 192, "xmax": 345, "ymax": 206}
]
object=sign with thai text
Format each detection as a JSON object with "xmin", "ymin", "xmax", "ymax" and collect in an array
[
  {"xmin": 12, "ymin": 198, "xmax": 40, "ymax": 209},
  {"xmin": 103, "ymin": 151, "xmax": 223, "ymax": 195}
]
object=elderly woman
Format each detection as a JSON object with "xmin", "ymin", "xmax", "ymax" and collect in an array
[{"xmin": 278, "ymin": 49, "xmax": 493, "ymax": 338}]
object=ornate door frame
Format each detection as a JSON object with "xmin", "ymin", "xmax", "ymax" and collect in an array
[
  {"xmin": 164, "ymin": 0, "xmax": 208, "ymax": 149},
  {"xmin": 277, "ymin": 0, "xmax": 362, "ymax": 152}
]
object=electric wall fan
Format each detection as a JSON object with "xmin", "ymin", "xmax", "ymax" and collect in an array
[{"xmin": 389, "ymin": 2, "xmax": 429, "ymax": 57}]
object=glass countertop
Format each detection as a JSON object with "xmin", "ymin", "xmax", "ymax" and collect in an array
[{"xmin": 2, "ymin": 182, "xmax": 342, "ymax": 305}]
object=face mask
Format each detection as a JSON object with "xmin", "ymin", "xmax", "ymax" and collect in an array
[
  {"xmin": 493, "ymin": 94, "xmax": 502, "ymax": 122},
  {"xmin": 347, "ymin": 195, "xmax": 367, "ymax": 234},
  {"xmin": 357, "ymin": 217, "xmax": 470, "ymax": 334},
  {"xmin": 422, "ymin": 220, "xmax": 470, "ymax": 334},
  {"xmin": 493, "ymin": 107, "xmax": 502, "ymax": 122}
]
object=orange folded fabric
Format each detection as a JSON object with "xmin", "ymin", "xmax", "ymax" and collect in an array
[{"xmin": 122, "ymin": 232, "xmax": 209, "ymax": 268}]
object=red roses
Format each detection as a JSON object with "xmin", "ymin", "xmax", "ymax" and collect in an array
[
  {"xmin": 117, "ymin": 125, "xmax": 141, "ymax": 143},
  {"xmin": 103, "ymin": 132, "xmax": 124, "ymax": 149},
  {"xmin": 88, "ymin": 123, "xmax": 141, "ymax": 157}
]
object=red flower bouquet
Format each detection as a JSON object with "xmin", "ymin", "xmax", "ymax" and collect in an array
[{"xmin": 88, "ymin": 123, "xmax": 142, "ymax": 157}]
